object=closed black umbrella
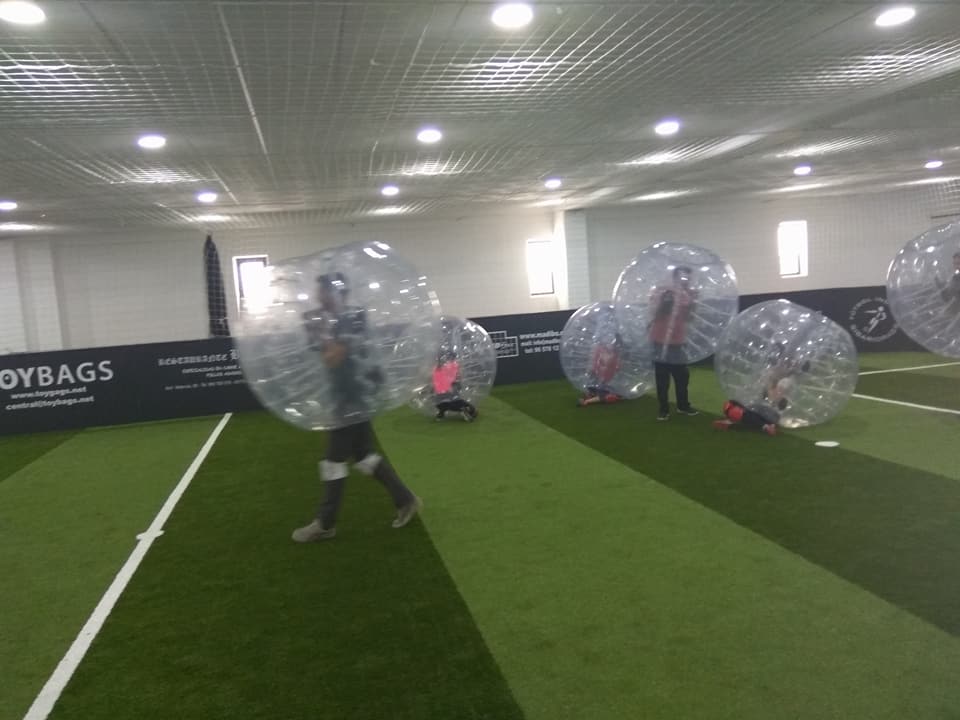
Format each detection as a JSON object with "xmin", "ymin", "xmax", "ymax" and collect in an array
[{"xmin": 203, "ymin": 233, "xmax": 231, "ymax": 337}]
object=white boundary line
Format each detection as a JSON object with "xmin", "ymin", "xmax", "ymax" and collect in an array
[
  {"xmin": 852, "ymin": 394, "xmax": 960, "ymax": 416},
  {"xmin": 23, "ymin": 413, "xmax": 233, "ymax": 720},
  {"xmin": 859, "ymin": 361, "xmax": 960, "ymax": 376}
]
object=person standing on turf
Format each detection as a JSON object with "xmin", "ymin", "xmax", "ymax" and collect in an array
[
  {"xmin": 649, "ymin": 265, "xmax": 699, "ymax": 421},
  {"xmin": 292, "ymin": 272, "xmax": 422, "ymax": 543}
]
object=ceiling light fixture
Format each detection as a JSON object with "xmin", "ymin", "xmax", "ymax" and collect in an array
[
  {"xmin": 875, "ymin": 6, "xmax": 916, "ymax": 27},
  {"xmin": 0, "ymin": 1, "xmax": 46, "ymax": 25},
  {"xmin": 194, "ymin": 214, "xmax": 229, "ymax": 222},
  {"xmin": 0, "ymin": 200, "xmax": 17, "ymax": 211},
  {"xmin": 492, "ymin": 3, "xmax": 533, "ymax": 29},
  {"xmin": 0, "ymin": 222, "xmax": 36, "ymax": 231},
  {"xmin": 544, "ymin": 178, "xmax": 562, "ymax": 190},
  {"xmin": 196, "ymin": 191, "xmax": 218, "ymax": 203},
  {"xmin": 416, "ymin": 127, "xmax": 442, "ymax": 144},
  {"xmin": 371, "ymin": 206, "xmax": 407, "ymax": 216},
  {"xmin": 654, "ymin": 119, "xmax": 681, "ymax": 136},
  {"xmin": 925, "ymin": 160, "xmax": 944, "ymax": 170},
  {"xmin": 381, "ymin": 184, "xmax": 400, "ymax": 197},
  {"xmin": 793, "ymin": 164, "xmax": 813, "ymax": 176},
  {"xmin": 633, "ymin": 190, "xmax": 692, "ymax": 202},
  {"xmin": 137, "ymin": 134, "xmax": 167, "ymax": 150}
]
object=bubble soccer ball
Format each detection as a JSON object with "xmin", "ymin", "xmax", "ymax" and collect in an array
[
  {"xmin": 409, "ymin": 316, "xmax": 498, "ymax": 418},
  {"xmin": 714, "ymin": 299, "xmax": 858, "ymax": 428},
  {"xmin": 886, "ymin": 221, "xmax": 960, "ymax": 358},
  {"xmin": 560, "ymin": 302, "xmax": 655, "ymax": 399},
  {"xmin": 234, "ymin": 241, "xmax": 442, "ymax": 431},
  {"xmin": 613, "ymin": 242, "xmax": 739, "ymax": 365}
]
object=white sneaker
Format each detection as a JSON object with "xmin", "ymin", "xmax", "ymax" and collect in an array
[
  {"xmin": 392, "ymin": 496, "xmax": 423, "ymax": 528},
  {"xmin": 292, "ymin": 519, "xmax": 336, "ymax": 543}
]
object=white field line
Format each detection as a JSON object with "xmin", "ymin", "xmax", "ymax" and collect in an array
[
  {"xmin": 23, "ymin": 413, "xmax": 233, "ymax": 720},
  {"xmin": 858, "ymin": 361, "xmax": 960, "ymax": 376},
  {"xmin": 851, "ymin": 394, "xmax": 960, "ymax": 416}
]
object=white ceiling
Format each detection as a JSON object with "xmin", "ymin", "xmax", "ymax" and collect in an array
[{"xmin": 2, "ymin": 0, "xmax": 960, "ymax": 233}]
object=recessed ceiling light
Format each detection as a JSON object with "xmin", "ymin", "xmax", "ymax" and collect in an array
[
  {"xmin": 196, "ymin": 191, "xmax": 218, "ymax": 203},
  {"xmin": 137, "ymin": 134, "xmax": 167, "ymax": 150},
  {"xmin": 0, "ymin": 222, "xmax": 36, "ymax": 231},
  {"xmin": 544, "ymin": 178, "xmax": 562, "ymax": 190},
  {"xmin": 633, "ymin": 190, "xmax": 693, "ymax": 201},
  {"xmin": 925, "ymin": 160, "xmax": 944, "ymax": 170},
  {"xmin": 654, "ymin": 119, "xmax": 681, "ymax": 136},
  {"xmin": 793, "ymin": 164, "xmax": 813, "ymax": 176},
  {"xmin": 0, "ymin": 1, "xmax": 46, "ymax": 25},
  {"xmin": 194, "ymin": 214, "xmax": 229, "ymax": 222},
  {"xmin": 381, "ymin": 184, "xmax": 400, "ymax": 197},
  {"xmin": 492, "ymin": 3, "xmax": 533, "ymax": 29},
  {"xmin": 416, "ymin": 127, "xmax": 442, "ymax": 144},
  {"xmin": 0, "ymin": 200, "xmax": 17, "ymax": 211},
  {"xmin": 875, "ymin": 6, "xmax": 916, "ymax": 27}
]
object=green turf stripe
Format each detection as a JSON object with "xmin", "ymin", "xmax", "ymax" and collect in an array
[
  {"xmin": 0, "ymin": 430, "xmax": 74, "ymax": 483},
  {"xmin": 0, "ymin": 417, "xmax": 222, "ymax": 720},
  {"xmin": 379, "ymin": 398, "xmax": 960, "ymax": 720},
  {"xmin": 48, "ymin": 411, "xmax": 524, "ymax": 720},
  {"xmin": 495, "ymin": 380, "xmax": 960, "ymax": 638}
]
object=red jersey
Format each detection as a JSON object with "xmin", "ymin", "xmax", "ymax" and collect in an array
[
  {"xmin": 591, "ymin": 345, "xmax": 621, "ymax": 384},
  {"xmin": 649, "ymin": 288, "xmax": 694, "ymax": 345}
]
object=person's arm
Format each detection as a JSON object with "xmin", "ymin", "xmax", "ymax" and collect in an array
[{"xmin": 321, "ymin": 340, "xmax": 348, "ymax": 368}]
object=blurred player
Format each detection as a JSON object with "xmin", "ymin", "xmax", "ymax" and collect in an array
[
  {"xmin": 433, "ymin": 349, "xmax": 478, "ymax": 421},
  {"xmin": 293, "ymin": 272, "xmax": 422, "ymax": 542},
  {"xmin": 578, "ymin": 333, "xmax": 623, "ymax": 406},
  {"xmin": 649, "ymin": 265, "xmax": 699, "ymax": 420},
  {"xmin": 935, "ymin": 250, "xmax": 960, "ymax": 307}
]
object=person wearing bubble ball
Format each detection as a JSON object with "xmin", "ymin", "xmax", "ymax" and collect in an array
[
  {"xmin": 292, "ymin": 272, "xmax": 422, "ymax": 543},
  {"xmin": 649, "ymin": 265, "xmax": 699, "ymax": 421},
  {"xmin": 432, "ymin": 349, "xmax": 479, "ymax": 422},
  {"xmin": 578, "ymin": 332, "xmax": 624, "ymax": 406},
  {"xmin": 935, "ymin": 250, "xmax": 960, "ymax": 308}
]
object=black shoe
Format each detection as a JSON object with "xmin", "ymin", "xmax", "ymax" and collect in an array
[
  {"xmin": 677, "ymin": 406, "xmax": 699, "ymax": 416},
  {"xmin": 657, "ymin": 411, "xmax": 670, "ymax": 422},
  {"xmin": 435, "ymin": 410, "xmax": 445, "ymax": 421}
]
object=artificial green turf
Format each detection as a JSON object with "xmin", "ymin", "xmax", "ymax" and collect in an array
[
  {"xmin": 0, "ymin": 429, "xmax": 74, "ymax": 484},
  {"xmin": 49, "ymin": 411, "xmax": 524, "ymax": 720},
  {"xmin": 855, "ymin": 366, "xmax": 960, "ymax": 411},
  {"xmin": 379, "ymin": 398, "xmax": 960, "ymax": 720},
  {"xmin": 494, "ymin": 378, "xmax": 960, "ymax": 637},
  {"xmin": 0, "ymin": 417, "xmax": 222, "ymax": 720}
]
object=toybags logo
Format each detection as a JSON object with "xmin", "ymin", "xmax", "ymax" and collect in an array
[
  {"xmin": 848, "ymin": 297, "xmax": 898, "ymax": 343},
  {"xmin": 1, "ymin": 361, "xmax": 114, "ymax": 412}
]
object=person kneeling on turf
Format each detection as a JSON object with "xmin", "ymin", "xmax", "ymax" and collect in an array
[
  {"xmin": 433, "ymin": 351, "xmax": 478, "ymax": 422},
  {"xmin": 578, "ymin": 334, "xmax": 623, "ymax": 406}
]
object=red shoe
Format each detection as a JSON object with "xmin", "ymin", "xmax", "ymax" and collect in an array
[
  {"xmin": 713, "ymin": 420, "xmax": 732, "ymax": 430},
  {"xmin": 763, "ymin": 424, "xmax": 777, "ymax": 436},
  {"xmin": 604, "ymin": 394, "xmax": 621, "ymax": 404}
]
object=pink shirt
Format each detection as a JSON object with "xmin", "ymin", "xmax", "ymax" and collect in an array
[
  {"xmin": 433, "ymin": 361, "xmax": 460, "ymax": 393},
  {"xmin": 649, "ymin": 288, "xmax": 694, "ymax": 345}
]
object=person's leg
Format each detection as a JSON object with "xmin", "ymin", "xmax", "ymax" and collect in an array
[
  {"xmin": 351, "ymin": 422, "xmax": 422, "ymax": 528},
  {"xmin": 292, "ymin": 428, "xmax": 350, "ymax": 542},
  {"xmin": 672, "ymin": 364, "xmax": 696, "ymax": 413},
  {"xmin": 654, "ymin": 362, "xmax": 671, "ymax": 418}
]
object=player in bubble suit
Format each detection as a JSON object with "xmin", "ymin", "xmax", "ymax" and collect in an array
[
  {"xmin": 649, "ymin": 265, "xmax": 700, "ymax": 420},
  {"xmin": 935, "ymin": 251, "xmax": 960, "ymax": 308},
  {"xmin": 577, "ymin": 333, "xmax": 624, "ymax": 406},
  {"xmin": 432, "ymin": 349, "xmax": 479, "ymax": 422},
  {"xmin": 713, "ymin": 360, "xmax": 804, "ymax": 437},
  {"xmin": 292, "ymin": 272, "xmax": 422, "ymax": 543}
]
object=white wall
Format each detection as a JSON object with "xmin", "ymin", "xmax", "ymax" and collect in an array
[
  {"xmin": 19, "ymin": 210, "xmax": 556, "ymax": 350},
  {"xmin": 584, "ymin": 189, "xmax": 950, "ymax": 300},
  {"xmin": 0, "ymin": 241, "xmax": 28, "ymax": 354}
]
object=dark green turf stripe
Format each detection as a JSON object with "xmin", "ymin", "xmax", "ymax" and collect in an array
[
  {"xmin": 50, "ymin": 412, "xmax": 524, "ymax": 720},
  {"xmin": 496, "ymin": 381, "xmax": 960, "ymax": 637},
  {"xmin": 856, "ymin": 371, "xmax": 960, "ymax": 411},
  {"xmin": 0, "ymin": 430, "xmax": 74, "ymax": 483}
]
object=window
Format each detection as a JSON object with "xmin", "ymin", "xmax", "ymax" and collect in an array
[
  {"xmin": 777, "ymin": 221, "xmax": 808, "ymax": 278},
  {"xmin": 233, "ymin": 255, "xmax": 269, "ymax": 311},
  {"xmin": 526, "ymin": 239, "xmax": 555, "ymax": 296}
]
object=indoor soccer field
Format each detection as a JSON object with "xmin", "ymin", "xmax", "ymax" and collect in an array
[{"xmin": 2, "ymin": 352, "xmax": 958, "ymax": 720}]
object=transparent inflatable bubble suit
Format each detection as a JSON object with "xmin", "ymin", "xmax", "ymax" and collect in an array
[
  {"xmin": 560, "ymin": 302, "xmax": 655, "ymax": 398},
  {"xmin": 886, "ymin": 221, "xmax": 960, "ymax": 359},
  {"xmin": 235, "ymin": 241, "xmax": 442, "ymax": 431},
  {"xmin": 714, "ymin": 299, "xmax": 858, "ymax": 428},
  {"xmin": 409, "ymin": 316, "xmax": 498, "ymax": 416},
  {"xmin": 613, "ymin": 242, "xmax": 739, "ymax": 365}
]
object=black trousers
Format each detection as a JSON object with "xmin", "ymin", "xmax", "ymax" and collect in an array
[{"xmin": 654, "ymin": 362, "xmax": 690, "ymax": 413}]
